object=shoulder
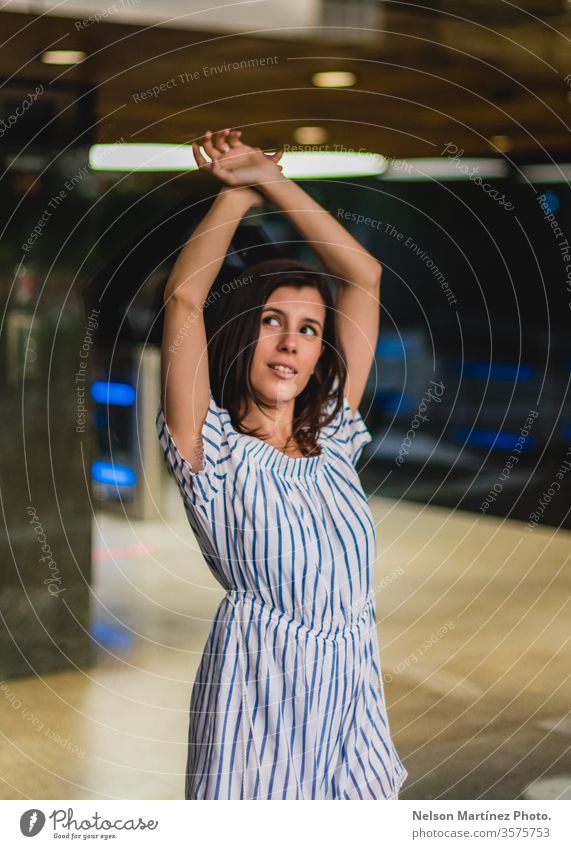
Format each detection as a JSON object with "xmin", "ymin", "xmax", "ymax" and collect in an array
[
  {"xmin": 156, "ymin": 390, "xmax": 234, "ymax": 506},
  {"xmin": 319, "ymin": 381, "xmax": 373, "ymax": 466}
]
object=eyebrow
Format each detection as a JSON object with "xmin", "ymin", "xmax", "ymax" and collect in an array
[{"xmin": 261, "ymin": 306, "xmax": 323, "ymax": 329}]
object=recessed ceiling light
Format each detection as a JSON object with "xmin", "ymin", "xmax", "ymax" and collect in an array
[
  {"xmin": 292, "ymin": 126, "xmax": 329, "ymax": 145},
  {"xmin": 311, "ymin": 71, "xmax": 357, "ymax": 88},
  {"xmin": 489, "ymin": 134, "xmax": 513, "ymax": 153},
  {"xmin": 41, "ymin": 50, "xmax": 86, "ymax": 65}
]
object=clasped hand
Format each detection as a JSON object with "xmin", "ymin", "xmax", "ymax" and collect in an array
[{"xmin": 192, "ymin": 128, "xmax": 285, "ymax": 204}]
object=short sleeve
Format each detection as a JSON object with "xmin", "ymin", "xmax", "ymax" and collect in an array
[
  {"xmin": 321, "ymin": 388, "xmax": 373, "ymax": 466},
  {"xmin": 156, "ymin": 392, "xmax": 231, "ymax": 506}
]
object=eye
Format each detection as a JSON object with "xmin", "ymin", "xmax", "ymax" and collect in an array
[{"xmin": 262, "ymin": 315, "xmax": 318, "ymax": 336}]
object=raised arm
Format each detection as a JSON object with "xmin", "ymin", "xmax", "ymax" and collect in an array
[
  {"xmin": 161, "ymin": 131, "xmax": 261, "ymax": 469},
  {"xmin": 199, "ymin": 128, "xmax": 382, "ymax": 415},
  {"xmin": 258, "ymin": 177, "xmax": 381, "ymax": 414}
]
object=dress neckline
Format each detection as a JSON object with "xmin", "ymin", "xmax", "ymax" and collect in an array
[{"xmin": 221, "ymin": 412, "xmax": 327, "ymax": 479}]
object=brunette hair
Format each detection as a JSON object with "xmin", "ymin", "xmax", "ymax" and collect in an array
[{"xmin": 205, "ymin": 257, "xmax": 347, "ymax": 455}]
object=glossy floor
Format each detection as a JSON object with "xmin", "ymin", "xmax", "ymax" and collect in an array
[{"xmin": 1, "ymin": 487, "xmax": 570, "ymax": 800}]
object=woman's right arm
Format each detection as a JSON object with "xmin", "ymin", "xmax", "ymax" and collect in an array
[{"xmin": 161, "ymin": 186, "xmax": 254, "ymax": 470}]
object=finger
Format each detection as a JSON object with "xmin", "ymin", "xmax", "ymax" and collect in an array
[
  {"xmin": 192, "ymin": 141, "xmax": 210, "ymax": 169},
  {"xmin": 271, "ymin": 150, "xmax": 284, "ymax": 163},
  {"xmin": 228, "ymin": 130, "xmax": 242, "ymax": 148},
  {"xmin": 202, "ymin": 130, "xmax": 219, "ymax": 161},
  {"xmin": 214, "ymin": 128, "xmax": 231, "ymax": 154},
  {"xmin": 217, "ymin": 131, "xmax": 231, "ymax": 154}
]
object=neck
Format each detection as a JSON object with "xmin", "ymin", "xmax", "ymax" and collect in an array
[{"xmin": 241, "ymin": 395, "xmax": 296, "ymax": 445}]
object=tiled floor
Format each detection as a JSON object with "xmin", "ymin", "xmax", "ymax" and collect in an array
[{"xmin": 1, "ymin": 487, "xmax": 570, "ymax": 800}]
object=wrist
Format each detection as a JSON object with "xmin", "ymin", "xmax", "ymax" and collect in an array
[
  {"xmin": 257, "ymin": 171, "xmax": 289, "ymax": 196},
  {"xmin": 214, "ymin": 186, "xmax": 254, "ymax": 215}
]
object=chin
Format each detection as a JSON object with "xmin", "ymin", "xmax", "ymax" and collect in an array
[
  {"xmin": 267, "ymin": 384, "xmax": 300, "ymax": 400},
  {"xmin": 255, "ymin": 377, "xmax": 301, "ymax": 401}
]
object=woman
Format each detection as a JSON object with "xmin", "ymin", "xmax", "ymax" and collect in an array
[{"xmin": 156, "ymin": 128, "xmax": 408, "ymax": 800}]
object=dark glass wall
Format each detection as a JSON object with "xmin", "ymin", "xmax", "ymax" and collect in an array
[{"xmin": 77, "ymin": 166, "xmax": 570, "ymax": 532}]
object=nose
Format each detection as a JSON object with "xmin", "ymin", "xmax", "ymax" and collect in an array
[{"xmin": 278, "ymin": 329, "xmax": 297, "ymax": 352}]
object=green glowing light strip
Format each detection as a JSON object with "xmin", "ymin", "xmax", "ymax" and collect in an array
[{"xmin": 88, "ymin": 144, "xmax": 387, "ymax": 178}]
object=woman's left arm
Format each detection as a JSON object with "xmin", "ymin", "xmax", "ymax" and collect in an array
[{"xmin": 260, "ymin": 175, "xmax": 381, "ymax": 414}]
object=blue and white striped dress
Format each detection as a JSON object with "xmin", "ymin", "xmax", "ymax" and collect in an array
[{"xmin": 156, "ymin": 386, "xmax": 408, "ymax": 800}]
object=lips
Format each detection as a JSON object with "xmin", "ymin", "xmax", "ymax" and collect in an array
[
  {"xmin": 268, "ymin": 363, "xmax": 297, "ymax": 379},
  {"xmin": 268, "ymin": 362, "xmax": 297, "ymax": 374}
]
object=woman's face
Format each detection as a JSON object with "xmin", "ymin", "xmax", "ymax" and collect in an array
[{"xmin": 249, "ymin": 285, "xmax": 326, "ymax": 403}]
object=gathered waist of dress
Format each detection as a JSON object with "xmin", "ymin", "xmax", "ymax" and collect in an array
[{"xmin": 224, "ymin": 587, "xmax": 377, "ymax": 644}]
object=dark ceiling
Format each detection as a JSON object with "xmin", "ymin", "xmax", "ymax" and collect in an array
[{"xmin": 1, "ymin": 1, "xmax": 570, "ymax": 160}]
